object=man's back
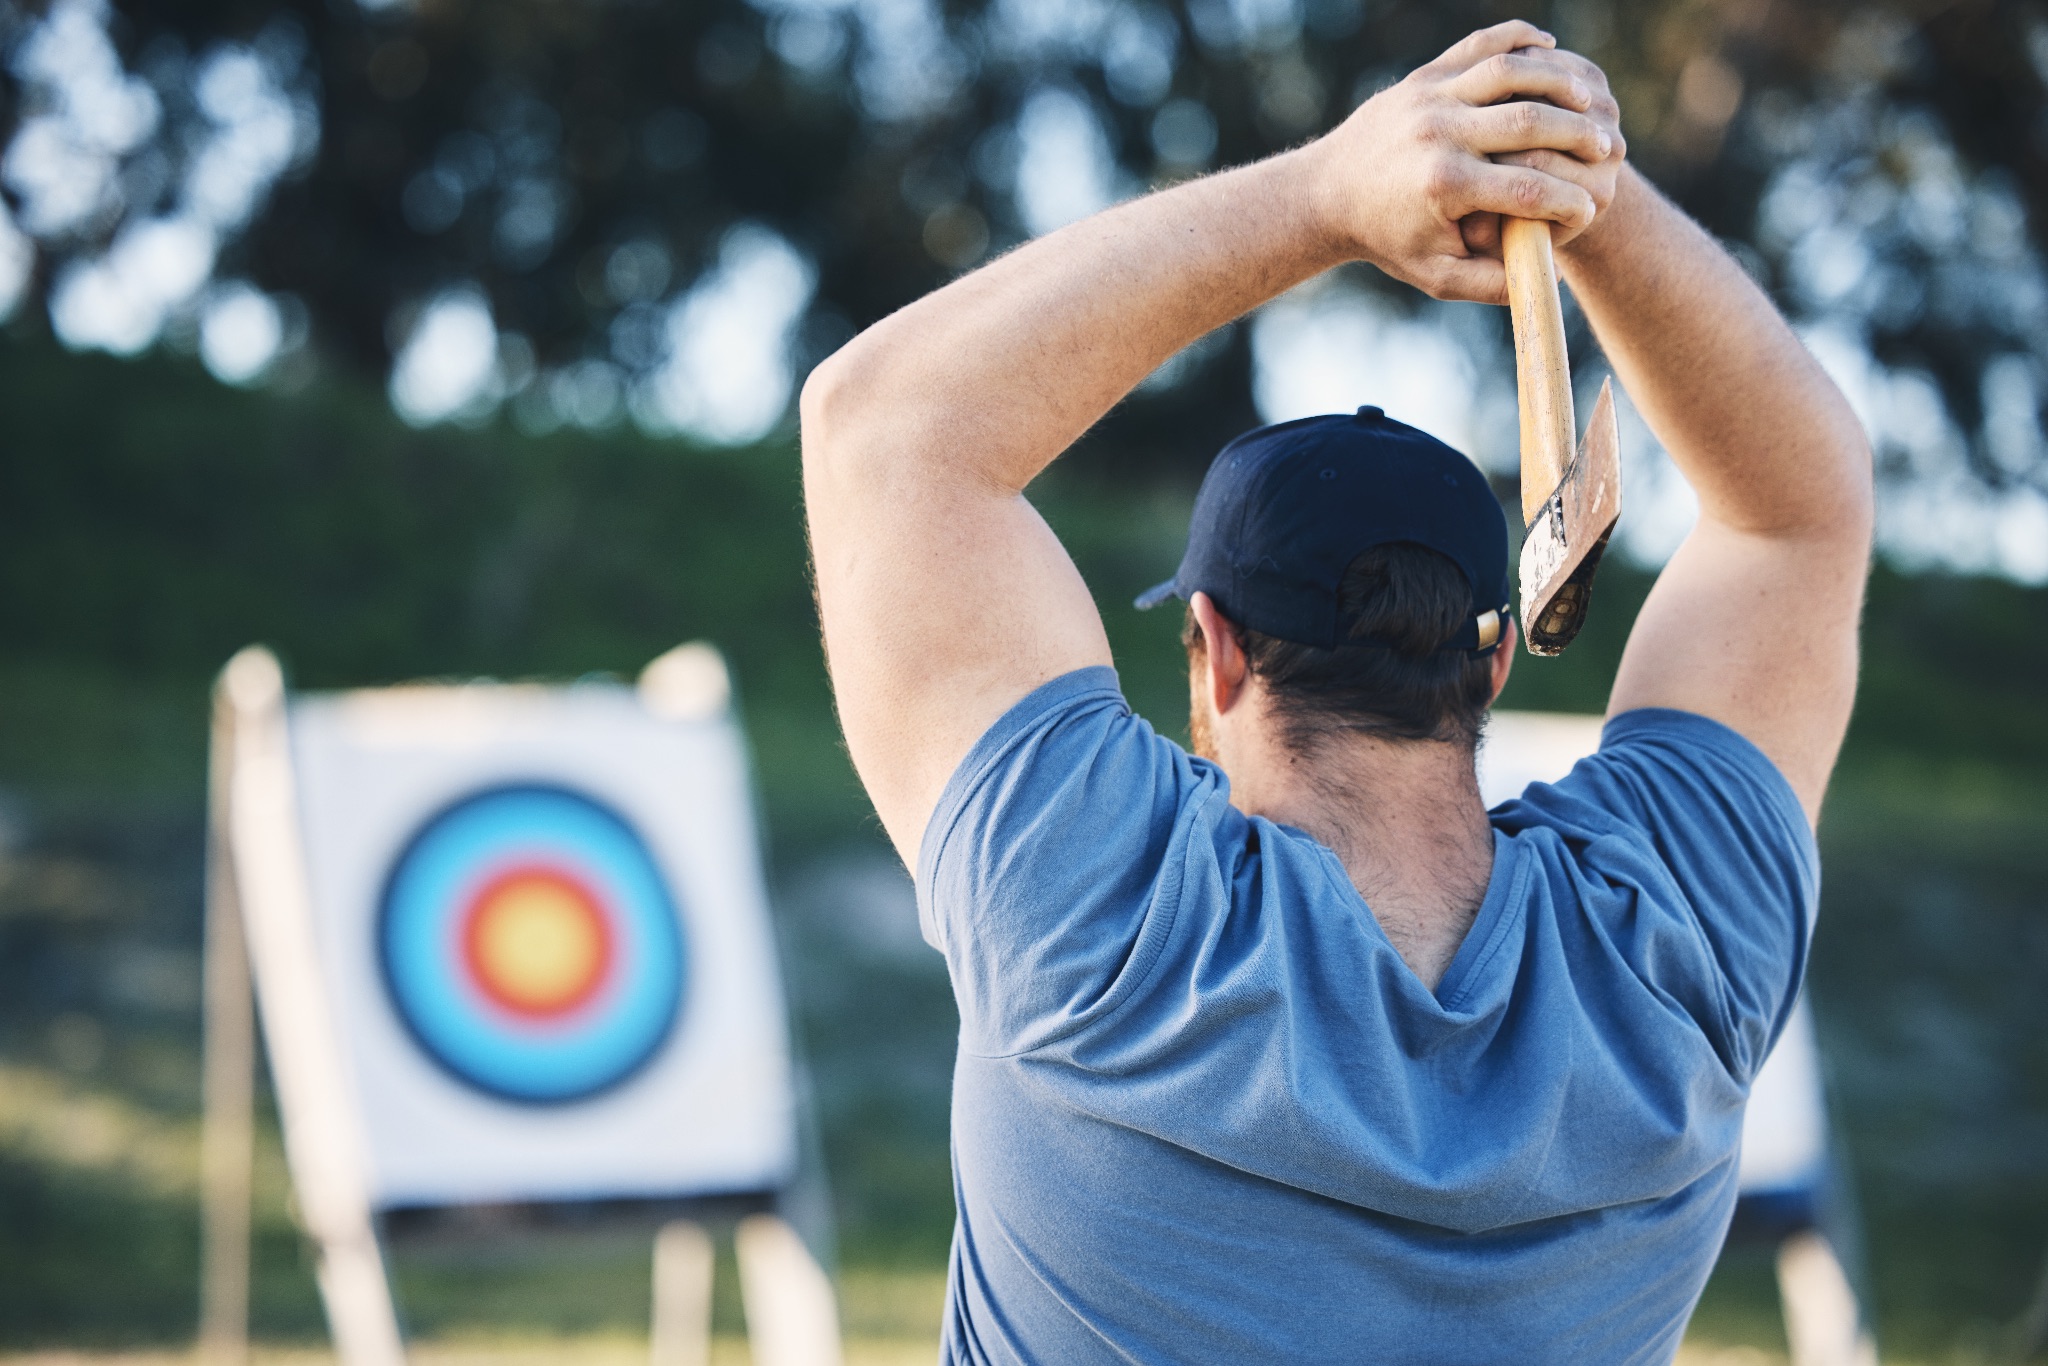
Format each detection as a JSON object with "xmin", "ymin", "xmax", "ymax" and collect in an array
[{"xmin": 923, "ymin": 670, "xmax": 1816, "ymax": 1364}]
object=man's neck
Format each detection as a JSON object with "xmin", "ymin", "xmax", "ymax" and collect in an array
[{"xmin": 1230, "ymin": 730, "xmax": 1495, "ymax": 991}]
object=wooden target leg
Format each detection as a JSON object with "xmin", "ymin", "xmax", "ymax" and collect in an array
[
  {"xmin": 651, "ymin": 1220, "xmax": 715, "ymax": 1366},
  {"xmin": 1777, "ymin": 1230, "xmax": 1879, "ymax": 1366},
  {"xmin": 736, "ymin": 1214, "xmax": 843, "ymax": 1366},
  {"xmin": 199, "ymin": 716, "xmax": 254, "ymax": 1366},
  {"xmin": 318, "ymin": 1236, "xmax": 409, "ymax": 1366},
  {"xmin": 218, "ymin": 648, "xmax": 407, "ymax": 1366}
]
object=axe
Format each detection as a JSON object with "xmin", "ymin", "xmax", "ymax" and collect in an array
[{"xmin": 1502, "ymin": 217, "xmax": 1621, "ymax": 656}]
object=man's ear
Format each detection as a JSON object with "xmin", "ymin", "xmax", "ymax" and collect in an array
[
  {"xmin": 1488, "ymin": 617, "xmax": 1518, "ymax": 703},
  {"xmin": 1188, "ymin": 591, "xmax": 1252, "ymax": 715}
]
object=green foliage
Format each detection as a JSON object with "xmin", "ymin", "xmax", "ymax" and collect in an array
[
  {"xmin": 1810, "ymin": 778, "xmax": 2048, "ymax": 1358},
  {"xmin": 1855, "ymin": 570, "xmax": 2048, "ymax": 775},
  {"xmin": 0, "ymin": 342, "xmax": 795, "ymax": 683},
  {"xmin": 0, "ymin": 1153, "xmax": 322, "ymax": 1347},
  {"xmin": 0, "ymin": 1155, "xmax": 198, "ymax": 1344},
  {"xmin": 0, "ymin": 337, "xmax": 869, "ymax": 846}
]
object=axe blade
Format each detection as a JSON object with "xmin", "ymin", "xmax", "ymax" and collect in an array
[{"xmin": 1518, "ymin": 378, "xmax": 1622, "ymax": 656}]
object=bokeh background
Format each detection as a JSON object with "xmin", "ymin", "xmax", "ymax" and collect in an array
[{"xmin": 0, "ymin": 0, "xmax": 2044, "ymax": 1360}]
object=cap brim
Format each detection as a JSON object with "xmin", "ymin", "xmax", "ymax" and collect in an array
[{"xmin": 1133, "ymin": 579, "xmax": 1181, "ymax": 610}]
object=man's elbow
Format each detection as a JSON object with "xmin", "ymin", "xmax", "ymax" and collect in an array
[
  {"xmin": 1826, "ymin": 421, "xmax": 1877, "ymax": 557},
  {"xmin": 799, "ymin": 340, "xmax": 896, "ymax": 498},
  {"xmin": 1768, "ymin": 397, "xmax": 1876, "ymax": 555},
  {"xmin": 799, "ymin": 346, "xmax": 858, "ymax": 470},
  {"xmin": 1796, "ymin": 373, "xmax": 1877, "ymax": 552},
  {"xmin": 1726, "ymin": 427, "xmax": 1874, "ymax": 559}
]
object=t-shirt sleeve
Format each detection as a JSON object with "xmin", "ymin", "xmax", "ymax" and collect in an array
[
  {"xmin": 915, "ymin": 666, "xmax": 1222, "ymax": 1058},
  {"xmin": 1514, "ymin": 707, "xmax": 1820, "ymax": 1082}
]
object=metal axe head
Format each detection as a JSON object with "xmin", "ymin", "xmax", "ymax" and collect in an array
[
  {"xmin": 1517, "ymin": 378, "xmax": 1622, "ymax": 655},
  {"xmin": 1502, "ymin": 217, "xmax": 1623, "ymax": 656}
]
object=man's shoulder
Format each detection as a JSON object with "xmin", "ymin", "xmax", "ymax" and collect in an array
[
  {"xmin": 1491, "ymin": 704, "xmax": 1820, "ymax": 1082},
  {"xmin": 915, "ymin": 665, "xmax": 1236, "ymax": 1058},
  {"xmin": 1495, "ymin": 707, "xmax": 1814, "ymax": 850},
  {"xmin": 917, "ymin": 664, "xmax": 1207, "ymax": 889}
]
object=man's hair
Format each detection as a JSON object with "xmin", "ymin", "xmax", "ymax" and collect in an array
[{"xmin": 1183, "ymin": 542, "xmax": 1495, "ymax": 751}]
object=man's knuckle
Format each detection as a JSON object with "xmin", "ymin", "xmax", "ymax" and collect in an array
[{"xmin": 1512, "ymin": 175, "xmax": 1546, "ymax": 210}]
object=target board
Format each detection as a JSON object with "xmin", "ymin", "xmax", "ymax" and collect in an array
[
  {"xmin": 283, "ymin": 656, "xmax": 796, "ymax": 1210},
  {"xmin": 1480, "ymin": 711, "xmax": 1829, "ymax": 1201}
]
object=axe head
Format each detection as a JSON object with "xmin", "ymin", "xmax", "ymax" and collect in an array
[{"xmin": 1518, "ymin": 378, "xmax": 1622, "ymax": 656}]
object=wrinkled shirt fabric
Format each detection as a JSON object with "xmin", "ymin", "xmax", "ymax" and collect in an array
[{"xmin": 917, "ymin": 667, "xmax": 1817, "ymax": 1365}]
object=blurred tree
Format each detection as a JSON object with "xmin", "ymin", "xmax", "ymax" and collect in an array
[{"xmin": 2, "ymin": 0, "xmax": 2046, "ymax": 498}]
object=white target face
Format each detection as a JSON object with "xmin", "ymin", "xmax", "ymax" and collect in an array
[{"xmin": 288, "ymin": 682, "xmax": 797, "ymax": 1210}]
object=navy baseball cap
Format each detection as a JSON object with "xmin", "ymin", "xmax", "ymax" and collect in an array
[{"xmin": 1135, "ymin": 405, "xmax": 1512, "ymax": 653}]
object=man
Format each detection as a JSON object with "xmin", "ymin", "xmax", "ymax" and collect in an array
[{"xmin": 802, "ymin": 21, "xmax": 1871, "ymax": 1364}]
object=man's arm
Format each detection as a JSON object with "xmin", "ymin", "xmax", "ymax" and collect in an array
[
  {"xmin": 803, "ymin": 22, "xmax": 1623, "ymax": 863},
  {"xmin": 1554, "ymin": 168, "xmax": 1874, "ymax": 824}
]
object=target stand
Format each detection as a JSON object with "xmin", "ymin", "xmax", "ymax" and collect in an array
[
  {"xmin": 199, "ymin": 643, "xmax": 840, "ymax": 1366},
  {"xmin": 1480, "ymin": 712, "xmax": 1880, "ymax": 1366}
]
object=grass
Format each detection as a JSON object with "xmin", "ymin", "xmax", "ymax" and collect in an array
[
  {"xmin": 0, "ymin": 1342, "xmax": 941, "ymax": 1365},
  {"xmin": 0, "ymin": 1346, "xmax": 1833, "ymax": 1365}
]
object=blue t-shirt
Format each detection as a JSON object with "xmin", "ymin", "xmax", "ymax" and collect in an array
[{"xmin": 916, "ymin": 667, "xmax": 1818, "ymax": 1365}]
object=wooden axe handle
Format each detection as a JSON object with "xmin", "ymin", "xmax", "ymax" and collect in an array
[{"xmin": 1503, "ymin": 218, "xmax": 1576, "ymax": 527}]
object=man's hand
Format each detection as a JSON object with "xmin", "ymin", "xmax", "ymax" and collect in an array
[{"xmin": 1303, "ymin": 21, "xmax": 1626, "ymax": 304}]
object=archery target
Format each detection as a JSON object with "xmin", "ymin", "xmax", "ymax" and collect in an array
[
  {"xmin": 378, "ymin": 784, "xmax": 687, "ymax": 1104},
  {"xmin": 285, "ymin": 674, "xmax": 797, "ymax": 1210}
]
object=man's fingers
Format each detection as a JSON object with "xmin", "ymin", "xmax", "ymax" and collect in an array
[
  {"xmin": 1432, "ymin": 20, "xmax": 1554, "ymax": 74},
  {"xmin": 1488, "ymin": 148, "xmax": 1621, "ymax": 244},
  {"xmin": 1449, "ymin": 50, "xmax": 1591, "ymax": 111},
  {"xmin": 1441, "ymin": 161, "xmax": 1597, "ymax": 233},
  {"xmin": 1422, "ymin": 253, "xmax": 1508, "ymax": 306},
  {"xmin": 1495, "ymin": 146, "xmax": 1617, "ymax": 194},
  {"xmin": 1459, "ymin": 101, "xmax": 1612, "ymax": 162},
  {"xmin": 1460, "ymin": 212, "xmax": 1503, "ymax": 258}
]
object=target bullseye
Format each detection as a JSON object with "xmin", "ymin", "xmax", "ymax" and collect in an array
[
  {"xmin": 462, "ymin": 866, "xmax": 613, "ymax": 1019},
  {"xmin": 378, "ymin": 784, "xmax": 687, "ymax": 1104}
]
